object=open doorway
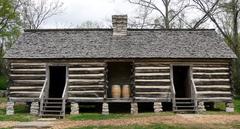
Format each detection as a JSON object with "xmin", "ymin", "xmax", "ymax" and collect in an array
[
  {"xmin": 107, "ymin": 62, "xmax": 132, "ymax": 98},
  {"xmin": 48, "ymin": 66, "xmax": 66, "ymax": 98},
  {"xmin": 173, "ymin": 66, "xmax": 191, "ymax": 98}
]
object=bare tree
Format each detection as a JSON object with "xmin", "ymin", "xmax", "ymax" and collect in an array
[
  {"xmin": 193, "ymin": 0, "xmax": 240, "ymax": 94},
  {"xmin": 128, "ymin": 0, "xmax": 191, "ymax": 29},
  {"xmin": 77, "ymin": 21, "xmax": 104, "ymax": 28},
  {"xmin": 19, "ymin": 0, "xmax": 63, "ymax": 29}
]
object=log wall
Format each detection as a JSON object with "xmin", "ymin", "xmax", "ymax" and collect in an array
[
  {"xmin": 134, "ymin": 62, "xmax": 171, "ymax": 102},
  {"xmin": 67, "ymin": 62, "xmax": 105, "ymax": 102},
  {"xmin": 9, "ymin": 62, "xmax": 46, "ymax": 99},
  {"xmin": 192, "ymin": 63, "xmax": 232, "ymax": 102}
]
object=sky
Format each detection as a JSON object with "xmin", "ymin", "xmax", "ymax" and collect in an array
[{"xmin": 43, "ymin": 0, "xmax": 137, "ymax": 28}]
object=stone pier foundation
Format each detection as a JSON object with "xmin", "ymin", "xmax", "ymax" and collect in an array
[
  {"xmin": 70, "ymin": 102, "xmax": 79, "ymax": 115},
  {"xmin": 226, "ymin": 102, "xmax": 234, "ymax": 112},
  {"xmin": 6, "ymin": 101, "xmax": 14, "ymax": 115},
  {"xmin": 102, "ymin": 103, "xmax": 109, "ymax": 115},
  {"xmin": 154, "ymin": 102, "xmax": 163, "ymax": 113},
  {"xmin": 197, "ymin": 101, "xmax": 206, "ymax": 112},
  {"xmin": 131, "ymin": 102, "xmax": 138, "ymax": 114},
  {"xmin": 30, "ymin": 102, "xmax": 39, "ymax": 115}
]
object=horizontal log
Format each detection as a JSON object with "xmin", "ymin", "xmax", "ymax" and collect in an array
[
  {"xmin": 135, "ymin": 86, "xmax": 170, "ymax": 89},
  {"xmin": 193, "ymin": 64, "xmax": 228, "ymax": 68},
  {"xmin": 9, "ymin": 86, "xmax": 42, "ymax": 91},
  {"xmin": 196, "ymin": 85, "xmax": 230, "ymax": 88},
  {"xmin": 136, "ymin": 92, "xmax": 171, "ymax": 95},
  {"xmin": 197, "ymin": 97, "xmax": 232, "ymax": 102},
  {"xmin": 9, "ymin": 97, "xmax": 39, "ymax": 102},
  {"xmin": 68, "ymin": 85, "xmax": 104, "ymax": 88},
  {"xmin": 68, "ymin": 79, "xmax": 104, "ymax": 85},
  {"xmin": 69, "ymin": 68, "xmax": 104, "ymax": 71},
  {"xmin": 69, "ymin": 74, "xmax": 104, "ymax": 79},
  {"xmin": 69, "ymin": 70, "xmax": 104, "ymax": 74},
  {"xmin": 11, "ymin": 64, "xmax": 45, "ymax": 69},
  {"xmin": 9, "ymin": 92, "xmax": 40, "ymax": 97},
  {"xmin": 193, "ymin": 74, "xmax": 229, "ymax": 79},
  {"xmin": 68, "ymin": 87, "xmax": 104, "ymax": 91},
  {"xmin": 196, "ymin": 85, "xmax": 231, "ymax": 91},
  {"xmin": 13, "ymin": 80, "xmax": 45, "ymax": 84},
  {"xmin": 193, "ymin": 72, "xmax": 229, "ymax": 75},
  {"xmin": 136, "ymin": 88, "xmax": 170, "ymax": 92},
  {"xmin": 135, "ymin": 67, "xmax": 169, "ymax": 70},
  {"xmin": 10, "ymin": 74, "xmax": 45, "ymax": 80},
  {"xmin": 135, "ymin": 81, "xmax": 171, "ymax": 86},
  {"xmin": 11, "ymin": 63, "xmax": 46, "ymax": 66},
  {"xmin": 135, "ymin": 75, "xmax": 170, "ymax": 80},
  {"xmin": 11, "ymin": 69, "xmax": 46, "ymax": 74},
  {"xmin": 134, "ymin": 63, "xmax": 169, "ymax": 67},
  {"xmin": 197, "ymin": 91, "xmax": 231, "ymax": 94},
  {"xmin": 197, "ymin": 94, "xmax": 232, "ymax": 98},
  {"xmin": 194, "ymin": 79, "xmax": 229, "ymax": 82},
  {"xmin": 135, "ymin": 73, "xmax": 170, "ymax": 76},
  {"xmin": 68, "ymin": 63, "xmax": 105, "ymax": 67},
  {"xmin": 194, "ymin": 81, "xmax": 230, "ymax": 85},
  {"xmin": 67, "ymin": 97, "xmax": 104, "ymax": 102},
  {"xmin": 68, "ymin": 91, "xmax": 104, "ymax": 97},
  {"xmin": 135, "ymin": 79, "xmax": 170, "ymax": 82},
  {"xmin": 135, "ymin": 69, "xmax": 170, "ymax": 73},
  {"xmin": 193, "ymin": 67, "xmax": 229, "ymax": 70},
  {"xmin": 135, "ymin": 94, "xmax": 171, "ymax": 98}
]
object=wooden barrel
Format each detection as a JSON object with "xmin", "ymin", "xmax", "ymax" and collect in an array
[
  {"xmin": 122, "ymin": 85, "xmax": 130, "ymax": 98},
  {"xmin": 111, "ymin": 85, "xmax": 121, "ymax": 98}
]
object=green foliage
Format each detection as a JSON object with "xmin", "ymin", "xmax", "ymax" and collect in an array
[
  {"xmin": 234, "ymin": 97, "xmax": 240, "ymax": 113},
  {"xmin": 0, "ymin": 74, "xmax": 8, "ymax": 90}
]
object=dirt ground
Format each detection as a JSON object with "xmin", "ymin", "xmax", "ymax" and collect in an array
[
  {"xmin": 51, "ymin": 114, "xmax": 240, "ymax": 129},
  {"xmin": 1, "ymin": 114, "xmax": 240, "ymax": 129}
]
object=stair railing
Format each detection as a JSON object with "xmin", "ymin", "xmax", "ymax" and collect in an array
[
  {"xmin": 170, "ymin": 66, "xmax": 176, "ymax": 111},
  {"xmin": 190, "ymin": 67, "xmax": 198, "ymax": 111},
  {"xmin": 61, "ymin": 72, "xmax": 69, "ymax": 117},
  {"xmin": 39, "ymin": 78, "xmax": 49, "ymax": 116}
]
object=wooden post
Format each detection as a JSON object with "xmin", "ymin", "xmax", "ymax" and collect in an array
[
  {"xmin": 6, "ymin": 101, "xmax": 14, "ymax": 115},
  {"xmin": 226, "ymin": 102, "xmax": 234, "ymax": 112}
]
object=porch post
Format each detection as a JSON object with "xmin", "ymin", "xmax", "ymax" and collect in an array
[
  {"xmin": 102, "ymin": 102, "xmax": 109, "ymax": 115},
  {"xmin": 154, "ymin": 102, "xmax": 163, "ymax": 113},
  {"xmin": 225, "ymin": 102, "xmax": 234, "ymax": 112},
  {"xmin": 70, "ymin": 102, "xmax": 79, "ymax": 115},
  {"xmin": 131, "ymin": 102, "xmax": 138, "ymax": 114},
  {"xmin": 30, "ymin": 102, "xmax": 39, "ymax": 115},
  {"xmin": 6, "ymin": 101, "xmax": 14, "ymax": 115},
  {"xmin": 197, "ymin": 101, "xmax": 206, "ymax": 112}
]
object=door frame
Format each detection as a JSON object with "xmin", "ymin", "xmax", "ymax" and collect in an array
[
  {"xmin": 170, "ymin": 64, "xmax": 193, "ymax": 98},
  {"xmin": 46, "ymin": 64, "xmax": 69, "ymax": 98}
]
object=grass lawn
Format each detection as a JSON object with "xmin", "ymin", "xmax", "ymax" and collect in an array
[
  {"xmin": 67, "ymin": 112, "xmax": 174, "ymax": 121},
  {"xmin": 0, "ymin": 98, "xmax": 37, "ymax": 122}
]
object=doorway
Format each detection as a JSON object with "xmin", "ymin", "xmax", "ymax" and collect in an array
[
  {"xmin": 48, "ymin": 66, "xmax": 67, "ymax": 98},
  {"xmin": 173, "ymin": 66, "xmax": 191, "ymax": 98}
]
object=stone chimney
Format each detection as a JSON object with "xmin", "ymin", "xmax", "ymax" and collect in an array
[{"xmin": 112, "ymin": 15, "xmax": 128, "ymax": 36}]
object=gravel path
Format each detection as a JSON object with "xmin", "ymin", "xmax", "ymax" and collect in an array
[{"xmin": 1, "ymin": 114, "xmax": 240, "ymax": 129}]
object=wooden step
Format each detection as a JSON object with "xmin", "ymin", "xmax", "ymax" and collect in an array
[
  {"xmin": 43, "ymin": 102, "xmax": 62, "ymax": 104},
  {"xmin": 41, "ymin": 110, "xmax": 63, "ymax": 113},
  {"xmin": 43, "ymin": 106, "xmax": 62, "ymax": 108}
]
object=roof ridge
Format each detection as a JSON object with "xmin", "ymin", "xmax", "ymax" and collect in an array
[{"xmin": 24, "ymin": 28, "xmax": 215, "ymax": 32}]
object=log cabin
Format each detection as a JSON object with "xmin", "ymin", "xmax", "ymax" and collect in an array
[{"xmin": 4, "ymin": 15, "xmax": 237, "ymax": 118}]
